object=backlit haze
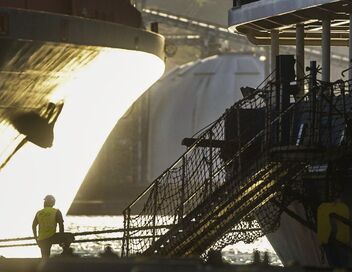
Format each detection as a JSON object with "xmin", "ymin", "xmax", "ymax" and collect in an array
[{"xmin": 0, "ymin": 48, "xmax": 164, "ymax": 257}]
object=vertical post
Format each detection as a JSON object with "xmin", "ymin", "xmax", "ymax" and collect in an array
[
  {"xmin": 152, "ymin": 181, "xmax": 158, "ymax": 243},
  {"xmin": 265, "ymin": 84, "xmax": 272, "ymax": 147},
  {"xmin": 236, "ymin": 106, "xmax": 242, "ymax": 173},
  {"xmin": 179, "ymin": 156, "xmax": 186, "ymax": 221},
  {"xmin": 309, "ymin": 61, "xmax": 317, "ymax": 145},
  {"xmin": 265, "ymin": 47, "xmax": 270, "ymax": 78},
  {"xmin": 349, "ymin": 14, "xmax": 352, "ymax": 89},
  {"xmin": 341, "ymin": 81, "xmax": 347, "ymax": 122},
  {"xmin": 328, "ymin": 86, "xmax": 333, "ymax": 146},
  {"xmin": 271, "ymin": 30, "xmax": 279, "ymax": 79},
  {"xmin": 123, "ymin": 208, "xmax": 131, "ymax": 257},
  {"xmin": 209, "ymin": 131, "xmax": 213, "ymax": 193},
  {"xmin": 271, "ymin": 29, "xmax": 279, "ymax": 143},
  {"xmin": 121, "ymin": 210, "xmax": 126, "ymax": 257},
  {"xmin": 296, "ymin": 24, "xmax": 305, "ymax": 97},
  {"xmin": 322, "ymin": 19, "xmax": 331, "ymax": 83},
  {"xmin": 276, "ymin": 55, "xmax": 295, "ymax": 145},
  {"xmin": 309, "ymin": 61, "xmax": 318, "ymax": 90}
]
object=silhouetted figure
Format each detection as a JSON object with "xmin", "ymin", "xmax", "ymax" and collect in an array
[
  {"xmin": 100, "ymin": 245, "xmax": 118, "ymax": 258},
  {"xmin": 252, "ymin": 250, "xmax": 261, "ymax": 264},
  {"xmin": 263, "ymin": 252, "xmax": 270, "ymax": 265},
  {"xmin": 32, "ymin": 195, "xmax": 64, "ymax": 258},
  {"xmin": 60, "ymin": 246, "xmax": 78, "ymax": 258},
  {"xmin": 252, "ymin": 251, "xmax": 271, "ymax": 266}
]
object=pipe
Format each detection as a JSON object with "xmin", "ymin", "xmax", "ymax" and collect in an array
[
  {"xmin": 322, "ymin": 19, "xmax": 331, "ymax": 83},
  {"xmin": 296, "ymin": 24, "xmax": 305, "ymax": 97}
]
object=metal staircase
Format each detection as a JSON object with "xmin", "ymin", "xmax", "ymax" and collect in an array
[
  {"xmin": 121, "ymin": 59, "xmax": 352, "ymax": 257},
  {"xmin": 143, "ymin": 161, "xmax": 305, "ymax": 256}
]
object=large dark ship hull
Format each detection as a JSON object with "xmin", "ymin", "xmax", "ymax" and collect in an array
[{"xmin": 0, "ymin": 2, "xmax": 165, "ymax": 255}]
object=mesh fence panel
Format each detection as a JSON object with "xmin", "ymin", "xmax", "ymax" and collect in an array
[{"xmin": 122, "ymin": 76, "xmax": 352, "ymax": 257}]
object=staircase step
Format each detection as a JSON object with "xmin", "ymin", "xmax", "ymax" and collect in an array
[{"xmin": 144, "ymin": 161, "xmax": 304, "ymax": 256}]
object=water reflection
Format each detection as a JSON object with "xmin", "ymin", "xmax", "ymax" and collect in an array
[{"xmin": 0, "ymin": 216, "xmax": 280, "ymax": 265}]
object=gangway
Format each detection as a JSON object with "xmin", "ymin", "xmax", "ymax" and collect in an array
[{"xmin": 121, "ymin": 57, "xmax": 352, "ymax": 257}]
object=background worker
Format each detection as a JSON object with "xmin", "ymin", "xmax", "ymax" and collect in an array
[{"xmin": 32, "ymin": 195, "xmax": 64, "ymax": 258}]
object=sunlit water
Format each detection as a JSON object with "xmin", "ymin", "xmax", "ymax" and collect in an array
[{"xmin": 0, "ymin": 216, "xmax": 281, "ymax": 265}]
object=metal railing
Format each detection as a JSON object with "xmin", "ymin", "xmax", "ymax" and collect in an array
[{"xmin": 121, "ymin": 72, "xmax": 352, "ymax": 257}]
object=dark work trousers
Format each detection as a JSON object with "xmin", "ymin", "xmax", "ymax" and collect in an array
[
  {"xmin": 37, "ymin": 233, "xmax": 74, "ymax": 258},
  {"xmin": 37, "ymin": 234, "xmax": 61, "ymax": 258}
]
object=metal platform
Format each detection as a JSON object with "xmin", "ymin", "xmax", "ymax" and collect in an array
[{"xmin": 229, "ymin": 0, "xmax": 352, "ymax": 45}]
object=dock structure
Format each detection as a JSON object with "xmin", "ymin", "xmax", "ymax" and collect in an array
[
  {"xmin": 2, "ymin": 0, "xmax": 352, "ymax": 269},
  {"xmin": 229, "ymin": 0, "xmax": 352, "ymax": 89},
  {"xmin": 119, "ymin": 0, "xmax": 352, "ymax": 268}
]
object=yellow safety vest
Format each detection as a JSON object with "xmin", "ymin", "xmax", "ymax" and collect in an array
[
  {"xmin": 317, "ymin": 202, "xmax": 350, "ymax": 244},
  {"xmin": 36, "ymin": 207, "xmax": 58, "ymax": 241}
]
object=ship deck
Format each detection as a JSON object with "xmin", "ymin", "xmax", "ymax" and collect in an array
[{"xmin": 229, "ymin": 0, "xmax": 352, "ymax": 45}]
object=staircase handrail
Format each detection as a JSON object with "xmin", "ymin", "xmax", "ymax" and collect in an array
[
  {"xmin": 122, "ymin": 77, "xmax": 352, "ymax": 256},
  {"xmin": 123, "ymin": 76, "xmax": 274, "ymax": 214}
]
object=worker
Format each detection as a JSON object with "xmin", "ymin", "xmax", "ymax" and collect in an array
[
  {"xmin": 32, "ymin": 195, "xmax": 64, "ymax": 258},
  {"xmin": 99, "ymin": 245, "xmax": 119, "ymax": 258}
]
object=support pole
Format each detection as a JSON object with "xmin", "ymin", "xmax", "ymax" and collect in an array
[
  {"xmin": 271, "ymin": 29, "xmax": 279, "ymax": 129},
  {"xmin": 271, "ymin": 29, "xmax": 279, "ymax": 79},
  {"xmin": 349, "ymin": 14, "xmax": 352, "ymax": 88},
  {"xmin": 178, "ymin": 156, "xmax": 186, "ymax": 221},
  {"xmin": 265, "ymin": 46, "xmax": 270, "ymax": 78},
  {"xmin": 296, "ymin": 24, "xmax": 305, "ymax": 97},
  {"xmin": 322, "ymin": 19, "xmax": 331, "ymax": 83},
  {"xmin": 152, "ymin": 181, "xmax": 158, "ymax": 244}
]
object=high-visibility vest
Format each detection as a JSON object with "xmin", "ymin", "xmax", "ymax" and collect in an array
[{"xmin": 36, "ymin": 207, "xmax": 58, "ymax": 241}]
